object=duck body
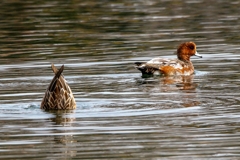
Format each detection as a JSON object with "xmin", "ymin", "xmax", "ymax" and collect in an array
[
  {"xmin": 41, "ymin": 64, "xmax": 76, "ymax": 110},
  {"xmin": 135, "ymin": 42, "xmax": 202, "ymax": 76}
]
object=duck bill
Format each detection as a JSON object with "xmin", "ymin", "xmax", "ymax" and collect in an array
[{"xmin": 195, "ymin": 51, "xmax": 202, "ymax": 58}]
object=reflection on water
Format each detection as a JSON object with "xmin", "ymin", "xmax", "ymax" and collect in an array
[
  {"xmin": 0, "ymin": 0, "xmax": 240, "ymax": 159},
  {"xmin": 47, "ymin": 110, "xmax": 76, "ymax": 125},
  {"xmin": 136, "ymin": 75, "xmax": 200, "ymax": 108}
]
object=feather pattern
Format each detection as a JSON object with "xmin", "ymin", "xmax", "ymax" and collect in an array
[{"xmin": 41, "ymin": 64, "xmax": 76, "ymax": 110}]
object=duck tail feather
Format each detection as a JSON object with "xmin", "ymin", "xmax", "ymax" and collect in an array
[
  {"xmin": 48, "ymin": 65, "xmax": 64, "ymax": 92},
  {"xmin": 134, "ymin": 62, "xmax": 145, "ymax": 66}
]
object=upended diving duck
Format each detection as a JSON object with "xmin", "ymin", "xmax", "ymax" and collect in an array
[{"xmin": 41, "ymin": 64, "xmax": 76, "ymax": 110}]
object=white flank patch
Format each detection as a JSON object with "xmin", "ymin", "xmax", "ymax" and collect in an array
[{"xmin": 153, "ymin": 70, "xmax": 161, "ymax": 75}]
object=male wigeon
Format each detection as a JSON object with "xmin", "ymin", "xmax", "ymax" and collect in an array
[
  {"xmin": 135, "ymin": 42, "xmax": 202, "ymax": 76},
  {"xmin": 41, "ymin": 64, "xmax": 76, "ymax": 110}
]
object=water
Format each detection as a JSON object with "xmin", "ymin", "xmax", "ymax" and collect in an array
[{"xmin": 0, "ymin": 0, "xmax": 240, "ymax": 159}]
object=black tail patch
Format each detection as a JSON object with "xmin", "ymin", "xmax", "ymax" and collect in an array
[{"xmin": 134, "ymin": 62, "xmax": 144, "ymax": 66}]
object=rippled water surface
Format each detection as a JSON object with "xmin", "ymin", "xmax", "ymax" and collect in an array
[{"xmin": 1, "ymin": 0, "xmax": 240, "ymax": 159}]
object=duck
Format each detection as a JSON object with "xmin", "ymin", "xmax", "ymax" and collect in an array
[
  {"xmin": 41, "ymin": 63, "xmax": 76, "ymax": 110},
  {"xmin": 134, "ymin": 42, "xmax": 202, "ymax": 76}
]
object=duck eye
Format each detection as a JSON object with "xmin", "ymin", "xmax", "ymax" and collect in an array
[{"xmin": 188, "ymin": 44, "xmax": 195, "ymax": 50}]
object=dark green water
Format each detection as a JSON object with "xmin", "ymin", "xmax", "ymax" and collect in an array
[{"xmin": 1, "ymin": 0, "xmax": 240, "ymax": 159}]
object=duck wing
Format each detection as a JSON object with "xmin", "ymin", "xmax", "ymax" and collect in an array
[{"xmin": 135, "ymin": 58, "xmax": 180, "ymax": 75}]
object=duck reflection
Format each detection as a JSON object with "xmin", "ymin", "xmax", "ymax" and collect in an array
[
  {"xmin": 48, "ymin": 110, "xmax": 75, "ymax": 126},
  {"xmin": 45, "ymin": 110, "xmax": 77, "ymax": 158},
  {"xmin": 162, "ymin": 75, "xmax": 197, "ymax": 91},
  {"xmin": 136, "ymin": 75, "xmax": 200, "ymax": 107}
]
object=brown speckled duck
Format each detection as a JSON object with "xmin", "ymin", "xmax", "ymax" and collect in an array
[{"xmin": 41, "ymin": 64, "xmax": 76, "ymax": 110}]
